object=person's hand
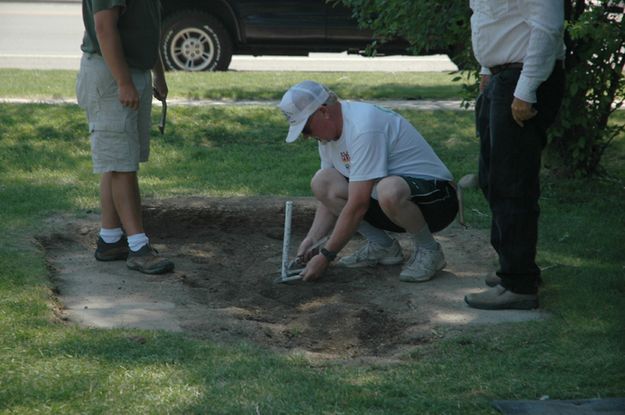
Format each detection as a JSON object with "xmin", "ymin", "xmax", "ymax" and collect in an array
[
  {"xmin": 300, "ymin": 254, "xmax": 329, "ymax": 282},
  {"xmin": 118, "ymin": 81, "xmax": 140, "ymax": 110},
  {"xmin": 511, "ymin": 97, "xmax": 538, "ymax": 127},
  {"xmin": 296, "ymin": 237, "xmax": 320, "ymax": 263},
  {"xmin": 479, "ymin": 75, "xmax": 491, "ymax": 93}
]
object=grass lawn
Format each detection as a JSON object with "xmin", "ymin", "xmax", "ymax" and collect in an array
[
  {"xmin": 0, "ymin": 69, "xmax": 462, "ymax": 101},
  {"xmin": 0, "ymin": 70, "xmax": 624, "ymax": 414}
]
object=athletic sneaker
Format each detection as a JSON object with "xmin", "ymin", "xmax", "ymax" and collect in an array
[
  {"xmin": 399, "ymin": 243, "xmax": 446, "ymax": 282},
  {"xmin": 126, "ymin": 244, "xmax": 174, "ymax": 274},
  {"xmin": 94, "ymin": 236, "xmax": 129, "ymax": 262},
  {"xmin": 336, "ymin": 239, "xmax": 404, "ymax": 268}
]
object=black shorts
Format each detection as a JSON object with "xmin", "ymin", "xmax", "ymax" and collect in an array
[{"xmin": 363, "ymin": 176, "xmax": 458, "ymax": 233}]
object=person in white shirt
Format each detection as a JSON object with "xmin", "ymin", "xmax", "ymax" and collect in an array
[
  {"xmin": 278, "ymin": 80, "xmax": 458, "ymax": 282},
  {"xmin": 464, "ymin": 0, "xmax": 566, "ymax": 310}
]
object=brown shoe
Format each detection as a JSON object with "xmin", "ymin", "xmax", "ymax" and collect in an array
[
  {"xmin": 126, "ymin": 244, "xmax": 174, "ymax": 274},
  {"xmin": 464, "ymin": 285, "xmax": 538, "ymax": 310},
  {"xmin": 95, "ymin": 236, "xmax": 129, "ymax": 261},
  {"xmin": 485, "ymin": 273, "xmax": 501, "ymax": 287}
]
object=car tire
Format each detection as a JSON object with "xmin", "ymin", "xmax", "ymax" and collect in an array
[{"xmin": 161, "ymin": 11, "xmax": 233, "ymax": 71}]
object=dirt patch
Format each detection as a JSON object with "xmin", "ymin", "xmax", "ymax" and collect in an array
[{"xmin": 41, "ymin": 197, "xmax": 546, "ymax": 361}]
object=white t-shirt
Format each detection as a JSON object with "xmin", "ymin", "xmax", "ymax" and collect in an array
[{"xmin": 318, "ymin": 101, "xmax": 453, "ymax": 182}]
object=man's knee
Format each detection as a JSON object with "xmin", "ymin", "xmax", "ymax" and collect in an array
[
  {"xmin": 376, "ymin": 176, "xmax": 409, "ymax": 212},
  {"xmin": 311, "ymin": 169, "xmax": 347, "ymax": 200}
]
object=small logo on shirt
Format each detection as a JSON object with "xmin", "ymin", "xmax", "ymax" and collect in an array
[{"xmin": 341, "ymin": 151, "xmax": 351, "ymax": 170}]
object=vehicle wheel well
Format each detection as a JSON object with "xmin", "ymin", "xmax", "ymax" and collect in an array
[
  {"xmin": 161, "ymin": 0, "xmax": 241, "ymax": 43},
  {"xmin": 161, "ymin": 10, "xmax": 233, "ymax": 71}
]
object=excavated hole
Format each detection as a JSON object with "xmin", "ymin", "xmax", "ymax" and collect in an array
[{"xmin": 42, "ymin": 197, "xmax": 542, "ymax": 360}]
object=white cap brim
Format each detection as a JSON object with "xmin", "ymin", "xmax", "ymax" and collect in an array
[{"xmin": 285, "ymin": 118, "xmax": 307, "ymax": 143}]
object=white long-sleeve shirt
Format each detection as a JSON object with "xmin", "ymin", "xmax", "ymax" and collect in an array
[{"xmin": 470, "ymin": 0, "xmax": 565, "ymax": 103}]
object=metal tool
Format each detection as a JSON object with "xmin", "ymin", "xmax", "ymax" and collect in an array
[
  {"xmin": 158, "ymin": 98, "xmax": 167, "ymax": 135},
  {"xmin": 276, "ymin": 200, "xmax": 328, "ymax": 283},
  {"xmin": 279, "ymin": 201, "xmax": 294, "ymax": 281},
  {"xmin": 283, "ymin": 236, "xmax": 329, "ymax": 276}
]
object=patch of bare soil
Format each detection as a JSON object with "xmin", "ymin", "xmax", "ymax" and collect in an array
[{"xmin": 41, "ymin": 197, "xmax": 545, "ymax": 361}]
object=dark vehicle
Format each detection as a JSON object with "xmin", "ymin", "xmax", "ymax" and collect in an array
[{"xmin": 160, "ymin": 0, "xmax": 408, "ymax": 71}]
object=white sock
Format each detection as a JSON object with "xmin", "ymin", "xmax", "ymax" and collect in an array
[
  {"xmin": 411, "ymin": 226, "xmax": 437, "ymax": 251},
  {"xmin": 99, "ymin": 227, "xmax": 123, "ymax": 244},
  {"xmin": 358, "ymin": 221, "xmax": 394, "ymax": 247},
  {"xmin": 127, "ymin": 233, "xmax": 149, "ymax": 252}
]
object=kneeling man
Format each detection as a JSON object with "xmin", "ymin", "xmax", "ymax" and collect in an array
[{"xmin": 279, "ymin": 81, "xmax": 458, "ymax": 282}]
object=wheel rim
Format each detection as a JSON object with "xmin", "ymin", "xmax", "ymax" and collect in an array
[{"xmin": 170, "ymin": 27, "xmax": 216, "ymax": 71}]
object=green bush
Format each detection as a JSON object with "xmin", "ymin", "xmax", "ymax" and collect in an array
[
  {"xmin": 547, "ymin": 0, "xmax": 625, "ymax": 176},
  {"xmin": 334, "ymin": 0, "xmax": 474, "ymax": 69},
  {"xmin": 338, "ymin": 0, "xmax": 625, "ymax": 177}
]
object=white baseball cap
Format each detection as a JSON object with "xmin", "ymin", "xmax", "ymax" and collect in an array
[{"xmin": 278, "ymin": 80, "xmax": 330, "ymax": 143}]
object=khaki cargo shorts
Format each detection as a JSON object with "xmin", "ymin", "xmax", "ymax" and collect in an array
[{"xmin": 76, "ymin": 53, "xmax": 152, "ymax": 173}]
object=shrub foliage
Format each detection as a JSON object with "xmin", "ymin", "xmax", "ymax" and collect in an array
[{"xmin": 338, "ymin": 0, "xmax": 625, "ymax": 177}]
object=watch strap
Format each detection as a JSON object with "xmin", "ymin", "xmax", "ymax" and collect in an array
[{"xmin": 320, "ymin": 247, "xmax": 337, "ymax": 261}]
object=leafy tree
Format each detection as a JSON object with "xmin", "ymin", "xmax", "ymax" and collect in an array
[
  {"xmin": 338, "ymin": 0, "xmax": 625, "ymax": 177},
  {"xmin": 334, "ymin": 0, "xmax": 474, "ymax": 69},
  {"xmin": 548, "ymin": 1, "xmax": 625, "ymax": 176}
]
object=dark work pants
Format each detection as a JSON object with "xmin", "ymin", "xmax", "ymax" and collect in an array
[{"xmin": 476, "ymin": 63, "xmax": 564, "ymax": 294}]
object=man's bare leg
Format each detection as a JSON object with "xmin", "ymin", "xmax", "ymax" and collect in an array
[
  {"xmin": 311, "ymin": 169, "xmax": 401, "ymax": 267},
  {"xmin": 94, "ymin": 172, "xmax": 130, "ymax": 261},
  {"xmin": 377, "ymin": 176, "xmax": 444, "ymax": 282},
  {"xmin": 108, "ymin": 171, "xmax": 143, "ymax": 236},
  {"xmin": 100, "ymin": 172, "xmax": 121, "ymax": 229},
  {"xmin": 100, "ymin": 171, "xmax": 173, "ymax": 274},
  {"xmin": 310, "ymin": 168, "xmax": 348, "ymax": 216},
  {"xmin": 376, "ymin": 176, "xmax": 427, "ymax": 233}
]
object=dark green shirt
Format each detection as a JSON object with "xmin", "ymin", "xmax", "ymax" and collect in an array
[{"xmin": 80, "ymin": 0, "xmax": 161, "ymax": 70}]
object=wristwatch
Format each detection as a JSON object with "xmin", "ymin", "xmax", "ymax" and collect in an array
[{"xmin": 320, "ymin": 248, "xmax": 337, "ymax": 261}]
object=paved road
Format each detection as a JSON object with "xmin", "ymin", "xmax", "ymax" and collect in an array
[{"xmin": 0, "ymin": 1, "xmax": 458, "ymax": 72}]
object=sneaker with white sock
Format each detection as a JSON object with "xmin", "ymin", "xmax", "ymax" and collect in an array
[
  {"xmin": 94, "ymin": 236, "xmax": 128, "ymax": 262},
  {"xmin": 399, "ymin": 243, "xmax": 446, "ymax": 282},
  {"xmin": 337, "ymin": 239, "xmax": 404, "ymax": 268}
]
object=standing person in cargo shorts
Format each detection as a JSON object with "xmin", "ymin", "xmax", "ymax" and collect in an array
[{"xmin": 76, "ymin": 0, "xmax": 174, "ymax": 274}]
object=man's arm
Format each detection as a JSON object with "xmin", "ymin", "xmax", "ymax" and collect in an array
[
  {"xmin": 300, "ymin": 180, "xmax": 374, "ymax": 281},
  {"xmin": 297, "ymin": 203, "xmax": 336, "ymax": 261},
  {"xmin": 512, "ymin": 0, "xmax": 564, "ymax": 126},
  {"xmin": 94, "ymin": 7, "xmax": 139, "ymax": 110},
  {"xmin": 326, "ymin": 180, "xmax": 373, "ymax": 253}
]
